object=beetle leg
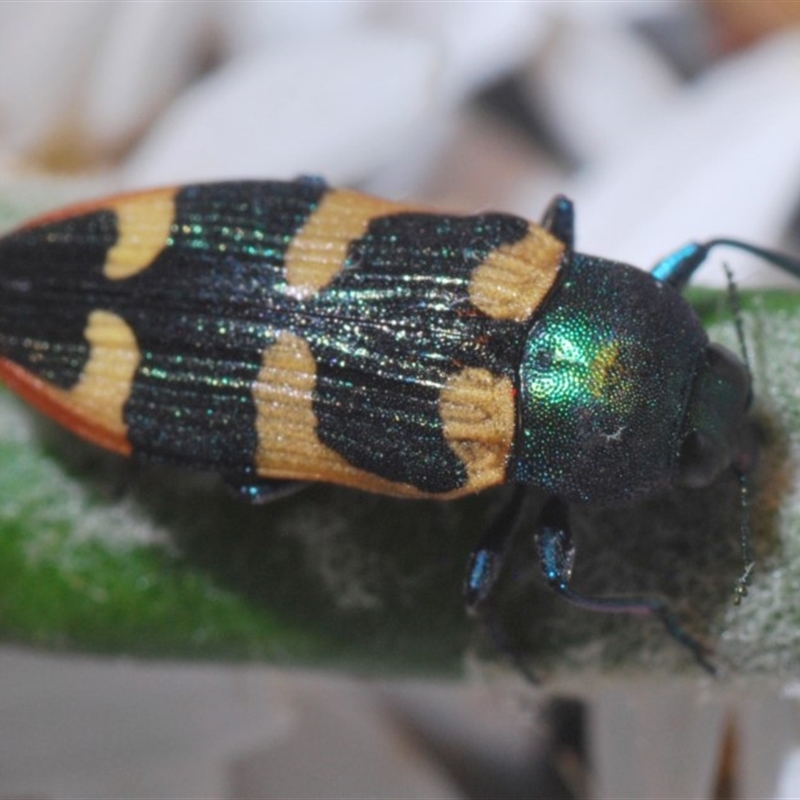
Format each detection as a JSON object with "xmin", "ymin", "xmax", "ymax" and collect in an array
[
  {"xmin": 222, "ymin": 475, "xmax": 309, "ymax": 504},
  {"xmin": 464, "ymin": 485, "xmax": 529, "ymax": 611},
  {"xmin": 534, "ymin": 497, "xmax": 717, "ymax": 674},
  {"xmin": 464, "ymin": 486, "xmax": 542, "ymax": 681},
  {"xmin": 540, "ymin": 195, "xmax": 574, "ymax": 249},
  {"xmin": 651, "ymin": 238, "xmax": 800, "ymax": 290},
  {"xmin": 294, "ymin": 174, "xmax": 328, "ymax": 189}
]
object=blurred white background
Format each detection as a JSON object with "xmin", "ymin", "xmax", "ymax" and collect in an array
[
  {"xmin": 3, "ymin": 1, "xmax": 800, "ymax": 284},
  {"xmin": 3, "ymin": 2, "xmax": 800, "ymax": 798}
]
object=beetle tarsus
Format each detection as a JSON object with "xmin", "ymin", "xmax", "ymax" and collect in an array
[
  {"xmin": 223, "ymin": 475, "xmax": 308, "ymax": 504},
  {"xmin": 481, "ymin": 612, "xmax": 541, "ymax": 684},
  {"xmin": 534, "ymin": 498, "xmax": 717, "ymax": 675}
]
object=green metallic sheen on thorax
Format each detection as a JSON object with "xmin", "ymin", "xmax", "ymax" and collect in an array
[{"xmin": 513, "ymin": 253, "xmax": 709, "ymax": 503}]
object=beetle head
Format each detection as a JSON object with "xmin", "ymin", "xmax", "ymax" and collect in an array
[
  {"xmin": 677, "ymin": 342, "xmax": 752, "ymax": 488},
  {"xmin": 514, "ymin": 253, "xmax": 711, "ymax": 504}
]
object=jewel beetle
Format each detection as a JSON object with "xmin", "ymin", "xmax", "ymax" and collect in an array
[{"xmin": 1, "ymin": 178, "xmax": 799, "ymax": 671}]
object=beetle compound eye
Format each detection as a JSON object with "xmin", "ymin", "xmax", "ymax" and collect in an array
[
  {"xmin": 677, "ymin": 342, "xmax": 751, "ymax": 492},
  {"xmin": 706, "ymin": 342, "xmax": 752, "ymax": 412},
  {"xmin": 706, "ymin": 343, "xmax": 751, "ymax": 402},
  {"xmin": 678, "ymin": 431, "xmax": 725, "ymax": 488}
]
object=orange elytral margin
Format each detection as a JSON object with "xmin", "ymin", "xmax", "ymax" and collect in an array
[
  {"xmin": 0, "ymin": 356, "xmax": 132, "ymax": 455},
  {"xmin": 16, "ymin": 185, "xmax": 179, "ymax": 231}
]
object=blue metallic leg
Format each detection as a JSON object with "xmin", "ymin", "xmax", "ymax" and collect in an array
[
  {"xmin": 223, "ymin": 475, "xmax": 309, "ymax": 504},
  {"xmin": 464, "ymin": 486, "xmax": 540, "ymax": 680},
  {"xmin": 651, "ymin": 238, "xmax": 800, "ymax": 289},
  {"xmin": 535, "ymin": 498, "xmax": 717, "ymax": 674},
  {"xmin": 540, "ymin": 195, "xmax": 574, "ymax": 248},
  {"xmin": 464, "ymin": 486, "xmax": 528, "ymax": 611}
]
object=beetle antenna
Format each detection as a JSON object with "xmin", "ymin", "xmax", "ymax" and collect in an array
[
  {"xmin": 721, "ymin": 262, "xmax": 755, "ymax": 602},
  {"xmin": 652, "ymin": 237, "xmax": 800, "ymax": 289},
  {"xmin": 708, "ymin": 238, "xmax": 800, "ymax": 281},
  {"xmin": 734, "ymin": 469, "xmax": 754, "ymax": 604},
  {"xmin": 722, "ymin": 261, "xmax": 752, "ymax": 374}
]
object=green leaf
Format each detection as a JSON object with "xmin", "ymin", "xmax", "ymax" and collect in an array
[{"xmin": 0, "ymin": 403, "xmax": 488, "ymax": 674}]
